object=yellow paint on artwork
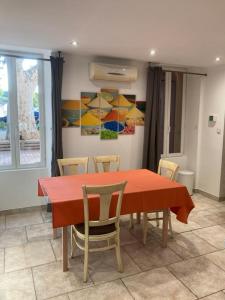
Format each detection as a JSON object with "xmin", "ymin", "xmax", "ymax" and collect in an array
[
  {"xmin": 126, "ymin": 107, "xmax": 144, "ymax": 119},
  {"xmin": 62, "ymin": 100, "xmax": 80, "ymax": 110},
  {"xmin": 81, "ymin": 96, "xmax": 91, "ymax": 105},
  {"xmin": 78, "ymin": 112, "xmax": 101, "ymax": 126},
  {"xmin": 80, "ymin": 102, "xmax": 88, "ymax": 110},
  {"xmin": 111, "ymin": 95, "xmax": 133, "ymax": 107}
]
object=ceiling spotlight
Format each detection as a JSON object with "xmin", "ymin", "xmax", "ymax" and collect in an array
[
  {"xmin": 150, "ymin": 49, "xmax": 156, "ymax": 56},
  {"xmin": 216, "ymin": 57, "xmax": 221, "ymax": 62},
  {"xmin": 71, "ymin": 40, "xmax": 78, "ymax": 47}
]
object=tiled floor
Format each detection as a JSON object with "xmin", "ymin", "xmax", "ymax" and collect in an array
[{"xmin": 0, "ymin": 193, "xmax": 225, "ymax": 299}]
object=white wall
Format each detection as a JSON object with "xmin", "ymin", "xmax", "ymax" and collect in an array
[
  {"xmin": 196, "ymin": 66, "xmax": 225, "ymax": 197},
  {"xmin": 0, "ymin": 48, "xmax": 52, "ymax": 211},
  {"xmin": 62, "ymin": 54, "xmax": 147, "ymax": 172}
]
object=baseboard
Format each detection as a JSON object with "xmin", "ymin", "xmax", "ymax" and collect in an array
[
  {"xmin": 194, "ymin": 189, "xmax": 225, "ymax": 202},
  {"xmin": 0, "ymin": 204, "xmax": 47, "ymax": 216}
]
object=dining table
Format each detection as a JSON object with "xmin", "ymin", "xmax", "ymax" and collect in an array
[{"xmin": 38, "ymin": 169, "xmax": 194, "ymax": 271}]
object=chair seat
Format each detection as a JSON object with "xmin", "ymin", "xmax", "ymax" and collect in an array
[{"xmin": 75, "ymin": 223, "xmax": 116, "ymax": 235}]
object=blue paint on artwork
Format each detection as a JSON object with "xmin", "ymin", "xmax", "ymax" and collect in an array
[{"xmin": 104, "ymin": 121, "xmax": 124, "ymax": 132}]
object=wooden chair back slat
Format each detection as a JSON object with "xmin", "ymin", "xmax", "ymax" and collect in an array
[
  {"xmin": 93, "ymin": 155, "xmax": 120, "ymax": 173},
  {"xmin": 57, "ymin": 157, "xmax": 89, "ymax": 176},
  {"xmin": 82, "ymin": 181, "xmax": 127, "ymax": 228},
  {"xmin": 157, "ymin": 159, "xmax": 179, "ymax": 181}
]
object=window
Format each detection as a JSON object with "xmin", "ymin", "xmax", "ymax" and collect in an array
[
  {"xmin": 163, "ymin": 71, "xmax": 185, "ymax": 157},
  {"xmin": 0, "ymin": 53, "xmax": 45, "ymax": 170}
]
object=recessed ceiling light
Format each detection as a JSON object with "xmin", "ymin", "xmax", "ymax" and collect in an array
[
  {"xmin": 122, "ymin": 68, "xmax": 126, "ymax": 71},
  {"xmin": 71, "ymin": 40, "xmax": 78, "ymax": 47},
  {"xmin": 215, "ymin": 56, "xmax": 221, "ymax": 62},
  {"xmin": 150, "ymin": 49, "xmax": 156, "ymax": 56}
]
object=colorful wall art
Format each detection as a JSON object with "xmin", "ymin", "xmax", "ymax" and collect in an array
[
  {"xmin": 135, "ymin": 101, "xmax": 146, "ymax": 125},
  {"xmin": 110, "ymin": 94, "xmax": 136, "ymax": 135},
  {"xmin": 63, "ymin": 90, "xmax": 145, "ymax": 141},
  {"xmin": 99, "ymin": 89, "xmax": 119, "ymax": 139},
  {"xmin": 80, "ymin": 92, "xmax": 100, "ymax": 135},
  {"xmin": 62, "ymin": 100, "xmax": 80, "ymax": 127}
]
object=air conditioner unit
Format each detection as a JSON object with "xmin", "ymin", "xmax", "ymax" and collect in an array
[{"xmin": 89, "ymin": 63, "xmax": 138, "ymax": 82}]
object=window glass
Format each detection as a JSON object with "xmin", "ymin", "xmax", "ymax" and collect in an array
[{"xmin": 16, "ymin": 58, "xmax": 41, "ymax": 165}]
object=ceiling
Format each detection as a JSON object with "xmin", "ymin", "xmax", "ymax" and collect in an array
[{"xmin": 0, "ymin": 0, "xmax": 225, "ymax": 67}]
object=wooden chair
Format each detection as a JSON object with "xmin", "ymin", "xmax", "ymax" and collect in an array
[
  {"xmin": 53, "ymin": 157, "xmax": 89, "ymax": 239},
  {"xmin": 142, "ymin": 159, "xmax": 179, "ymax": 244},
  {"xmin": 71, "ymin": 181, "xmax": 127, "ymax": 282},
  {"xmin": 93, "ymin": 155, "xmax": 120, "ymax": 173},
  {"xmin": 57, "ymin": 157, "xmax": 89, "ymax": 176}
]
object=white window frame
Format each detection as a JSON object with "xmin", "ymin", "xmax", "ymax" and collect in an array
[
  {"xmin": 0, "ymin": 51, "xmax": 46, "ymax": 171},
  {"xmin": 162, "ymin": 71, "xmax": 186, "ymax": 158}
]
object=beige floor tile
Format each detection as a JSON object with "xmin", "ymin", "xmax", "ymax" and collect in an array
[
  {"xmin": 199, "ymin": 291, "xmax": 225, "ymax": 299},
  {"xmin": 123, "ymin": 241, "xmax": 181, "ymax": 271},
  {"xmin": 170, "ymin": 216, "xmax": 201, "ymax": 233},
  {"xmin": 122, "ymin": 267, "xmax": 196, "ymax": 300},
  {"xmin": 41, "ymin": 210, "xmax": 52, "ymax": 223},
  {"xmin": 0, "ymin": 215, "xmax": 5, "ymax": 231},
  {"xmin": 190, "ymin": 213, "xmax": 220, "ymax": 227},
  {"xmin": 33, "ymin": 260, "xmax": 92, "ymax": 300},
  {"xmin": 168, "ymin": 232, "xmax": 217, "ymax": 259},
  {"xmin": 47, "ymin": 294, "xmax": 69, "ymax": 300},
  {"xmin": 26, "ymin": 222, "xmax": 53, "ymax": 241},
  {"xmin": 0, "ymin": 268, "xmax": 36, "ymax": 300},
  {"xmin": 68, "ymin": 280, "xmax": 133, "ymax": 300},
  {"xmin": 0, "ymin": 227, "xmax": 27, "ymax": 248},
  {"xmin": 0, "ymin": 248, "xmax": 4, "ymax": 273},
  {"xmin": 88, "ymin": 249, "xmax": 141, "ymax": 284},
  {"xmin": 194, "ymin": 225, "xmax": 225, "ymax": 249},
  {"xmin": 6, "ymin": 211, "xmax": 43, "ymax": 228},
  {"xmin": 206, "ymin": 249, "xmax": 225, "ymax": 271},
  {"xmin": 5, "ymin": 240, "xmax": 55, "ymax": 272},
  {"xmin": 51, "ymin": 236, "xmax": 82, "ymax": 260},
  {"xmin": 168, "ymin": 256, "xmax": 225, "ymax": 298},
  {"xmin": 120, "ymin": 227, "xmax": 138, "ymax": 246}
]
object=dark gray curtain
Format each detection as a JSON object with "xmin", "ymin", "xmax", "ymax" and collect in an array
[
  {"xmin": 142, "ymin": 66, "xmax": 165, "ymax": 172},
  {"xmin": 50, "ymin": 54, "xmax": 64, "ymax": 177}
]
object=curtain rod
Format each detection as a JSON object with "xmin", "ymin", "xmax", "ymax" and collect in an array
[
  {"xmin": 164, "ymin": 69, "xmax": 207, "ymax": 76},
  {"xmin": 149, "ymin": 63, "xmax": 207, "ymax": 76},
  {"xmin": 0, "ymin": 51, "xmax": 65, "ymax": 62}
]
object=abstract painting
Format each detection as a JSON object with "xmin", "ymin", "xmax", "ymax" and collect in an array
[
  {"xmin": 100, "ymin": 90, "xmax": 119, "ymax": 139},
  {"xmin": 110, "ymin": 94, "xmax": 136, "ymax": 135},
  {"xmin": 80, "ymin": 92, "xmax": 101, "ymax": 135},
  {"xmin": 135, "ymin": 101, "xmax": 146, "ymax": 125},
  {"xmin": 62, "ymin": 100, "xmax": 80, "ymax": 127}
]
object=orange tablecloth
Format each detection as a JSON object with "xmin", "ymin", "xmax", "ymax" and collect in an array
[{"xmin": 38, "ymin": 169, "xmax": 194, "ymax": 228}]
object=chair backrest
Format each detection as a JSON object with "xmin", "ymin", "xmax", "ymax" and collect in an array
[
  {"xmin": 82, "ymin": 181, "xmax": 127, "ymax": 230},
  {"xmin": 93, "ymin": 155, "xmax": 120, "ymax": 173},
  {"xmin": 157, "ymin": 159, "xmax": 179, "ymax": 181},
  {"xmin": 57, "ymin": 157, "xmax": 89, "ymax": 176}
]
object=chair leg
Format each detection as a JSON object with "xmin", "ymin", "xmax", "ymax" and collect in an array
[
  {"xmin": 129, "ymin": 214, "xmax": 134, "ymax": 229},
  {"xmin": 71, "ymin": 226, "xmax": 76, "ymax": 258},
  {"xmin": 155, "ymin": 212, "xmax": 160, "ymax": 227},
  {"xmin": 83, "ymin": 239, "xmax": 89, "ymax": 282},
  {"xmin": 143, "ymin": 212, "xmax": 148, "ymax": 245},
  {"xmin": 136, "ymin": 212, "xmax": 141, "ymax": 224},
  {"xmin": 168, "ymin": 211, "xmax": 173, "ymax": 238},
  {"xmin": 53, "ymin": 228, "xmax": 58, "ymax": 239},
  {"xmin": 115, "ymin": 232, "xmax": 123, "ymax": 272}
]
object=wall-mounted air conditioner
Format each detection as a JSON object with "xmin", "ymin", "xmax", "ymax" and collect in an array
[{"xmin": 89, "ymin": 62, "xmax": 138, "ymax": 82}]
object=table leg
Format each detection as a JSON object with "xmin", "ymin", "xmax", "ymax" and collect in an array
[
  {"xmin": 136, "ymin": 212, "xmax": 141, "ymax": 224},
  {"xmin": 162, "ymin": 209, "xmax": 169, "ymax": 248},
  {"xmin": 62, "ymin": 227, "xmax": 68, "ymax": 271}
]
